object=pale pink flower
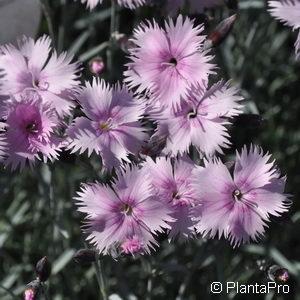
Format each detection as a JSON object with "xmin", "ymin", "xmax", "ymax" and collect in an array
[
  {"xmin": 155, "ymin": 81, "xmax": 243, "ymax": 157},
  {"xmin": 0, "ymin": 35, "xmax": 80, "ymax": 117},
  {"xmin": 121, "ymin": 235, "xmax": 144, "ymax": 255},
  {"xmin": 144, "ymin": 156, "xmax": 199, "ymax": 239},
  {"xmin": 1, "ymin": 92, "xmax": 62, "ymax": 170},
  {"xmin": 66, "ymin": 79, "xmax": 148, "ymax": 169},
  {"xmin": 124, "ymin": 15, "xmax": 214, "ymax": 109},
  {"xmin": 75, "ymin": 166, "xmax": 174, "ymax": 255},
  {"xmin": 76, "ymin": 0, "xmax": 145, "ymax": 9},
  {"xmin": 192, "ymin": 145, "xmax": 290, "ymax": 247},
  {"xmin": 268, "ymin": 0, "xmax": 300, "ymax": 59}
]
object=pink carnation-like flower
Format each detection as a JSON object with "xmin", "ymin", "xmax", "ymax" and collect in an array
[
  {"xmin": 0, "ymin": 35, "xmax": 80, "ymax": 117},
  {"xmin": 121, "ymin": 235, "xmax": 144, "ymax": 255},
  {"xmin": 268, "ymin": 0, "xmax": 300, "ymax": 59},
  {"xmin": 192, "ymin": 145, "xmax": 290, "ymax": 247},
  {"xmin": 124, "ymin": 15, "xmax": 214, "ymax": 109},
  {"xmin": 144, "ymin": 156, "xmax": 199, "ymax": 239},
  {"xmin": 75, "ymin": 166, "xmax": 174, "ymax": 255},
  {"xmin": 66, "ymin": 78, "xmax": 147, "ymax": 169},
  {"xmin": 1, "ymin": 92, "xmax": 62, "ymax": 170},
  {"xmin": 76, "ymin": 0, "xmax": 145, "ymax": 9},
  {"xmin": 155, "ymin": 81, "xmax": 243, "ymax": 157}
]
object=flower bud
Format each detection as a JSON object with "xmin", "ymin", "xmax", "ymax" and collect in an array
[
  {"xmin": 140, "ymin": 135, "xmax": 167, "ymax": 158},
  {"xmin": 73, "ymin": 249, "xmax": 97, "ymax": 266},
  {"xmin": 204, "ymin": 14, "xmax": 237, "ymax": 49},
  {"xmin": 24, "ymin": 279, "xmax": 42, "ymax": 300},
  {"xmin": 266, "ymin": 265, "xmax": 289, "ymax": 282},
  {"xmin": 89, "ymin": 57, "xmax": 104, "ymax": 75},
  {"xmin": 35, "ymin": 256, "xmax": 51, "ymax": 282}
]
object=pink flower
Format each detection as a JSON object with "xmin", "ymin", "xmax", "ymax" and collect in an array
[
  {"xmin": 268, "ymin": 0, "xmax": 300, "ymax": 59},
  {"xmin": 144, "ymin": 156, "xmax": 199, "ymax": 239},
  {"xmin": 66, "ymin": 78, "xmax": 148, "ymax": 169},
  {"xmin": 75, "ymin": 166, "xmax": 174, "ymax": 255},
  {"xmin": 0, "ymin": 35, "xmax": 80, "ymax": 117},
  {"xmin": 76, "ymin": 0, "xmax": 145, "ymax": 9},
  {"xmin": 1, "ymin": 92, "xmax": 62, "ymax": 170},
  {"xmin": 155, "ymin": 81, "xmax": 243, "ymax": 157},
  {"xmin": 192, "ymin": 145, "xmax": 290, "ymax": 247},
  {"xmin": 121, "ymin": 235, "xmax": 144, "ymax": 255},
  {"xmin": 124, "ymin": 15, "xmax": 214, "ymax": 109}
]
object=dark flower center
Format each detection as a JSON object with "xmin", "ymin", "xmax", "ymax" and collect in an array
[
  {"xmin": 121, "ymin": 204, "xmax": 133, "ymax": 216},
  {"xmin": 188, "ymin": 109, "xmax": 197, "ymax": 119},
  {"xmin": 232, "ymin": 189, "xmax": 242, "ymax": 201},
  {"xmin": 172, "ymin": 191, "xmax": 181, "ymax": 200},
  {"xmin": 168, "ymin": 57, "xmax": 177, "ymax": 66},
  {"xmin": 25, "ymin": 121, "xmax": 38, "ymax": 133}
]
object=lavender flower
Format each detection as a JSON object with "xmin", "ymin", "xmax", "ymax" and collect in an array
[
  {"xmin": 268, "ymin": 0, "xmax": 300, "ymax": 59},
  {"xmin": 0, "ymin": 35, "xmax": 80, "ymax": 117},
  {"xmin": 75, "ymin": 166, "xmax": 174, "ymax": 255},
  {"xmin": 66, "ymin": 78, "xmax": 148, "ymax": 169},
  {"xmin": 76, "ymin": 0, "xmax": 146, "ymax": 9},
  {"xmin": 192, "ymin": 145, "xmax": 290, "ymax": 247},
  {"xmin": 155, "ymin": 81, "xmax": 243, "ymax": 157},
  {"xmin": 124, "ymin": 15, "xmax": 214, "ymax": 109},
  {"xmin": 144, "ymin": 156, "xmax": 199, "ymax": 240},
  {"xmin": 1, "ymin": 92, "xmax": 62, "ymax": 170}
]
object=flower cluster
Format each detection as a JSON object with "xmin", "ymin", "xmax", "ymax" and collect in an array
[
  {"xmin": 0, "ymin": 36, "xmax": 79, "ymax": 170},
  {"xmin": 0, "ymin": 11, "xmax": 292, "ymax": 257}
]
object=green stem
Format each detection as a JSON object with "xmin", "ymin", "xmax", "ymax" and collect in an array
[
  {"xmin": 107, "ymin": 0, "xmax": 116, "ymax": 78},
  {"xmin": 94, "ymin": 254, "xmax": 108, "ymax": 300},
  {"xmin": 40, "ymin": 0, "xmax": 56, "ymax": 45},
  {"xmin": 0, "ymin": 284, "xmax": 19, "ymax": 300}
]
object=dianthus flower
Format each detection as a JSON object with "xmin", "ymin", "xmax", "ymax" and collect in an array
[
  {"xmin": 192, "ymin": 145, "xmax": 290, "ymax": 247},
  {"xmin": 268, "ymin": 0, "xmax": 300, "ymax": 59},
  {"xmin": 76, "ymin": 0, "xmax": 145, "ymax": 9},
  {"xmin": 144, "ymin": 156, "xmax": 199, "ymax": 239},
  {"xmin": 1, "ymin": 92, "xmax": 62, "ymax": 170},
  {"xmin": 124, "ymin": 15, "xmax": 214, "ymax": 109},
  {"xmin": 66, "ymin": 79, "xmax": 147, "ymax": 169},
  {"xmin": 0, "ymin": 35, "xmax": 80, "ymax": 117},
  {"xmin": 155, "ymin": 81, "xmax": 243, "ymax": 157},
  {"xmin": 75, "ymin": 166, "xmax": 174, "ymax": 255}
]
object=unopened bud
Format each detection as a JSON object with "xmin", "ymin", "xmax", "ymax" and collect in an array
[
  {"xmin": 233, "ymin": 114, "xmax": 265, "ymax": 129},
  {"xmin": 89, "ymin": 57, "xmax": 104, "ymax": 75},
  {"xmin": 266, "ymin": 265, "xmax": 289, "ymax": 282},
  {"xmin": 24, "ymin": 279, "xmax": 42, "ymax": 300},
  {"xmin": 35, "ymin": 256, "xmax": 51, "ymax": 282},
  {"xmin": 140, "ymin": 135, "xmax": 167, "ymax": 158},
  {"xmin": 205, "ymin": 14, "xmax": 237, "ymax": 49},
  {"xmin": 226, "ymin": 0, "xmax": 238, "ymax": 9},
  {"xmin": 73, "ymin": 249, "xmax": 97, "ymax": 266}
]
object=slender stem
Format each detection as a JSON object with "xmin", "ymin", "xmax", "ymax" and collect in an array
[
  {"xmin": 40, "ymin": 0, "xmax": 56, "ymax": 45},
  {"xmin": 106, "ymin": 0, "xmax": 116, "ymax": 77},
  {"xmin": 0, "ymin": 284, "xmax": 19, "ymax": 300},
  {"xmin": 94, "ymin": 254, "xmax": 108, "ymax": 300}
]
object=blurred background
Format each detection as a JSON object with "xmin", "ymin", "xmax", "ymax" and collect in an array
[{"xmin": 0, "ymin": 0, "xmax": 300, "ymax": 299}]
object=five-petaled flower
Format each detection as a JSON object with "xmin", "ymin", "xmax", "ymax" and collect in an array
[{"xmin": 192, "ymin": 145, "xmax": 290, "ymax": 247}]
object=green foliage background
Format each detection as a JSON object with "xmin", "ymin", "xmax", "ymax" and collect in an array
[{"xmin": 0, "ymin": 0, "xmax": 300, "ymax": 299}]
